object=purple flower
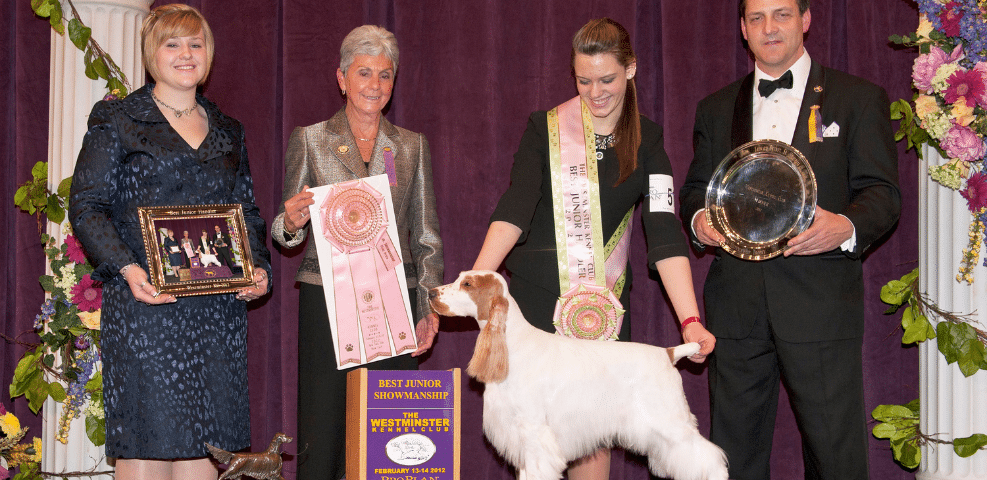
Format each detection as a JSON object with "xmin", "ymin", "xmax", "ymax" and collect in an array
[
  {"xmin": 74, "ymin": 335, "xmax": 90, "ymax": 350},
  {"xmin": 914, "ymin": 46, "xmax": 949, "ymax": 92},
  {"xmin": 944, "ymin": 68, "xmax": 987, "ymax": 108},
  {"xmin": 961, "ymin": 172, "xmax": 987, "ymax": 212},
  {"xmin": 942, "ymin": 124, "xmax": 987, "ymax": 162},
  {"xmin": 70, "ymin": 274, "xmax": 102, "ymax": 312},
  {"xmin": 65, "ymin": 235, "xmax": 87, "ymax": 264}
]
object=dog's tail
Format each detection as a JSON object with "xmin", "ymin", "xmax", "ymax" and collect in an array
[{"xmin": 666, "ymin": 343, "xmax": 701, "ymax": 364}]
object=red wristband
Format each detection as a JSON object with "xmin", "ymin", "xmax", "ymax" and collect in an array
[{"xmin": 680, "ymin": 316, "xmax": 701, "ymax": 329}]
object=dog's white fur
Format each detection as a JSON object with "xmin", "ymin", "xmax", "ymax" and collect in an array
[{"xmin": 428, "ymin": 271, "xmax": 728, "ymax": 480}]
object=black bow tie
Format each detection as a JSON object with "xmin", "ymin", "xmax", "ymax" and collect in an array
[{"xmin": 758, "ymin": 70, "xmax": 794, "ymax": 97}]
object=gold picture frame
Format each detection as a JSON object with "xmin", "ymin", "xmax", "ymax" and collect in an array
[{"xmin": 138, "ymin": 204, "xmax": 256, "ymax": 297}]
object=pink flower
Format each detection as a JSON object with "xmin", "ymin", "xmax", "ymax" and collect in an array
[
  {"xmin": 913, "ymin": 46, "xmax": 949, "ymax": 92},
  {"xmin": 944, "ymin": 69, "xmax": 987, "ymax": 109},
  {"xmin": 1, "ymin": 463, "xmax": 8, "ymax": 480},
  {"xmin": 972, "ymin": 63, "xmax": 987, "ymax": 107},
  {"xmin": 940, "ymin": 1, "xmax": 965, "ymax": 37},
  {"xmin": 65, "ymin": 235, "xmax": 87, "ymax": 264},
  {"xmin": 941, "ymin": 124, "xmax": 987, "ymax": 162},
  {"xmin": 70, "ymin": 274, "xmax": 102, "ymax": 312},
  {"xmin": 0, "ymin": 402, "xmax": 6, "ymax": 415},
  {"xmin": 961, "ymin": 172, "xmax": 987, "ymax": 212}
]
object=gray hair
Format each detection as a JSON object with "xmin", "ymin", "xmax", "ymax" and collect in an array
[{"xmin": 339, "ymin": 25, "xmax": 399, "ymax": 74}]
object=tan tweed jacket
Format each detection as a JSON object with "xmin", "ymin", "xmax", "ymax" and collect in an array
[{"xmin": 272, "ymin": 108, "xmax": 443, "ymax": 320}]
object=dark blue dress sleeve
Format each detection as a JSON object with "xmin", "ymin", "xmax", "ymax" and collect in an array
[{"xmin": 69, "ymin": 101, "xmax": 139, "ymax": 282}]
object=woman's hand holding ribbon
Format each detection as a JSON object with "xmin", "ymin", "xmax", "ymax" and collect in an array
[{"xmin": 284, "ymin": 185, "xmax": 315, "ymax": 234}]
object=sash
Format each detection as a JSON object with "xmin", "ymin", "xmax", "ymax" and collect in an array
[
  {"xmin": 321, "ymin": 179, "xmax": 416, "ymax": 366},
  {"xmin": 547, "ymin": 96, "xmax": 633, "ymax": 341}
]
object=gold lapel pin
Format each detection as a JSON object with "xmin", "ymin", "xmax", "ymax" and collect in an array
[
  {"xmin": 338, "ymin": 145, "xmax": 349, "ymax": 154},
  {"xmin": 814, "ymin": 85, "xmax": 823, "ymax": 93}
]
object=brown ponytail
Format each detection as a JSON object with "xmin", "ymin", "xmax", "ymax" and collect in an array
[{"xmin": 572, "ymin": 18, "xmax": 641, "ymax": 186}]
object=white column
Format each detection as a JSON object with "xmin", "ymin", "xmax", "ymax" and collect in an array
[
  {"xmin": 44, "ymin": 0, "xmax": 151, "ymax": 476},
  {"xmin": 917, "ymin": 145, "xmax": 987, "ymax": 480}
]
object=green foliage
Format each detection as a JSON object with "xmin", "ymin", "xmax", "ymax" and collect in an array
[
  {"xmin": 31, "ymin": 0, "xmax": 129, "ymax": 97},
  {"xmin": 936, "ymin": 322, "xmax": 987, "ymax": 377},
  {"xmin": 9, "ymin": 347, "xmax": 49, "ymax": 413},
  {"xmin": 11, "ymin": 461, "xmax": 42, "ymax": 480},
  {"xmin": 872, "ymin": 399, "xmax": 921, "ymax": 469},
  {"xmin": 876, "ymin": 269, "xmax": 987, "ymax": 466},
  {"xmin": 13, "ymin": 162, "xmax": 66, "ymax": 225},
  {"xmin": 889, "ymin": 99, "xmax": 934, "ymax": 157},
  {"xmin": 954, "ymin": 434, "xmax": 987, "ymax": 458}
]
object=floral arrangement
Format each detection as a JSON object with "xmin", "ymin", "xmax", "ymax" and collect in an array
[
  {"xmin": 0, "ymin": 404, "xmax": 42, "ymax": 480},
  {"xmin": 891, "ymin": 0, "xmax": 987, "ymax": 283},
  {"xmin": 8, "ymin": 161, "xmax": 111, "ymax": 478},
  {"xmin": 9, "ymin": 222, "xmax": 107, "ymax": 449},
  {"xmin": 3, "ymin": 2, "xmax": 130, "ymax": 478},
  {"xmin": 873, "ymin": 1, "xmax": 987, "ymax": 469}
]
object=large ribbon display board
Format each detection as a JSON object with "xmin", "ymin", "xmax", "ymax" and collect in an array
[
  {"xmin": 309, "ymin": 175, "xmax": 418, "ymax": 369},
  {"xmin": 346, "ymin": 369, "xmax": 461, "ymax": 480}
]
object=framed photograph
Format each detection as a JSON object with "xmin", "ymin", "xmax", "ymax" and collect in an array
[{"xmin": 138, "ymin": 204, "xmax": 256, "ymax": 297}]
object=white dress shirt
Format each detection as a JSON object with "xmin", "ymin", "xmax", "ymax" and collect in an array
[{"xmin": 695, "ymin": 50, "xmax": 856, "ymax": 252}]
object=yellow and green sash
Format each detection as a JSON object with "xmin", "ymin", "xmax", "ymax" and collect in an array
[{"xmin": 547, "ymin": 96, "xmax": 633, "ymax": 341}]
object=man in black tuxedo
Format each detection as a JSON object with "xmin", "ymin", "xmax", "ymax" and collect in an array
[
  {"xmin": 213, "ymin": 224, "xmax": 234, "ymax": 267},
  {"xmin": 679, "ymin": 0, "xmax": 901, "ymax": 479}
]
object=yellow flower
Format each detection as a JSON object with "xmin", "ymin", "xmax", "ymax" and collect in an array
[
  {"xmin": 951, "ymin": 97, "xmax": 976, "ymax": 126},
  {"xmin": 32, "ymin": 437, "xmax": 43, "ymax": 461},
  {"xmin": 915, "ymin": 94, "xmax": 940, "ymax": 120},
  {"xmin": 79, "ymin": 309, "xmax": 101, "ymax": 330},
  {"xmin": 917, "ymin": 15, "xmax": 934, "ymax": 42},
  {"xmin": 1, "ymin": 412, "xmax": 21, "ymax": 435}
]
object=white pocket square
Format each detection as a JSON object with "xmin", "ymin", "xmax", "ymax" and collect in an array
[{"xmin": 823, "ymin": 122, "xmax": 840, "ymax": 137}]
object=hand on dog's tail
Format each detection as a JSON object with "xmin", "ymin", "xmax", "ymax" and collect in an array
[{"xmin": 667, "ymin": 343, "xmax": 701, "ymax": 363}]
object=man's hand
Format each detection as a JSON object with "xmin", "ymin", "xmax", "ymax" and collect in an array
[
  {"xmin": 693, "ymin": 209, "xmax": 725, "ymax": 247},
  {"xmin": 784, "ymin": 207, "xmax": 853, "ymax": 256}
]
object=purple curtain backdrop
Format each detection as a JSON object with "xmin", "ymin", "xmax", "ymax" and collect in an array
[{"xmin": 3, "ymin": 0, "xmax": 920, "ymax": 479}]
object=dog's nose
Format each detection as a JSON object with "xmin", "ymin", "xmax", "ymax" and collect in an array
[{"xmin": 428, "ymin": 288, "xmax": 438, "ymax": 299}]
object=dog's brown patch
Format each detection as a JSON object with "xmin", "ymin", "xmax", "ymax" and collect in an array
[
  {"xmin": 465, "ymin": 273, "xmax": 510, "ymax": 383},
  {"xmin": 428, "ymin": 286, "xmax": 449, "ymax": 315}
]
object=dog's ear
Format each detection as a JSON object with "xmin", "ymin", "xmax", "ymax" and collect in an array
[{"xmin": 467, "ymin": 284, "xmax": 509, "ymax": 383}]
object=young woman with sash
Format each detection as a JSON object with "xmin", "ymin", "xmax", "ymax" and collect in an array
[{"xmin": 472, "ymin": 18, "xmax": 716, "ymax": 479}]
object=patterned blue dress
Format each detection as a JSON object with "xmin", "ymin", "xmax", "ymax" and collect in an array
[{"xmin": 69, "ymin": 84, "xmax": 271, "ymax": 459}]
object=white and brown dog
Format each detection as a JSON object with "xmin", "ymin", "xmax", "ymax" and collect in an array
[{"xmin": 428, "ymin": 270, "xmax": 728, "ymax": 480}]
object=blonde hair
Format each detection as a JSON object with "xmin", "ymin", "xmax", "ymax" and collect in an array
[{"xmin": 141, "ymin": 4, "xmax": 214, "ymax": 84}]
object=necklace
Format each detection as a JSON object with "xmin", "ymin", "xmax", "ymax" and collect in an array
[
  {"xmin": 151, "ymin": 90, "xmax": 198, "ymax": 118},
  {"xmin": 356, "ymin": 136, "xmax": 374, "ymax": 142},
  {"xmin": 595, "ymin": 133, "xmax": 615, "ymax": 160}
]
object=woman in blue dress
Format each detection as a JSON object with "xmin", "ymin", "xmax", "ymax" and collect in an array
[{"xmin": 69, "ymin": 5, "xmax": 270, "ymax": 480}]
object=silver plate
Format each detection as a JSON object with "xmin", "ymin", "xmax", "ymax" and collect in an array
[{"xmin": 705, "ymin": 140, "xmax": 816, "ymax": 261}]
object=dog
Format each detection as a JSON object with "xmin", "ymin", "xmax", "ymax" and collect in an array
[
  {"xmin": 428, "ymin": 271, "xmax": 728, "ymax": 480},
  {"xmin": 206, "ymin": 432, "xmax": 292, "ymax": 480}
]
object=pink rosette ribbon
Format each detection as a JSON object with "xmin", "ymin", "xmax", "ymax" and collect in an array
[
  {"xmin": 322, "ymin": 179, "xmax": 416, "ymax": 366},
  {"xmin": 553, "ymin": 283, "xmax": 624, "ymax": 341}
]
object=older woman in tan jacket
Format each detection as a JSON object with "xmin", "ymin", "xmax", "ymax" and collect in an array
[{"xmin": 271, "ymin": 25, "xmax": 443, "ymax": 480}]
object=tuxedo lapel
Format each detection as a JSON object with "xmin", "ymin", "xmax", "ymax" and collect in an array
[
  {"xmin": 791, "ymin": 61, "xmax": 826, "ymax": 161},
  {"xmin": 731, "ymin": 73, "xmax": 756, "ymax": 149}
]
